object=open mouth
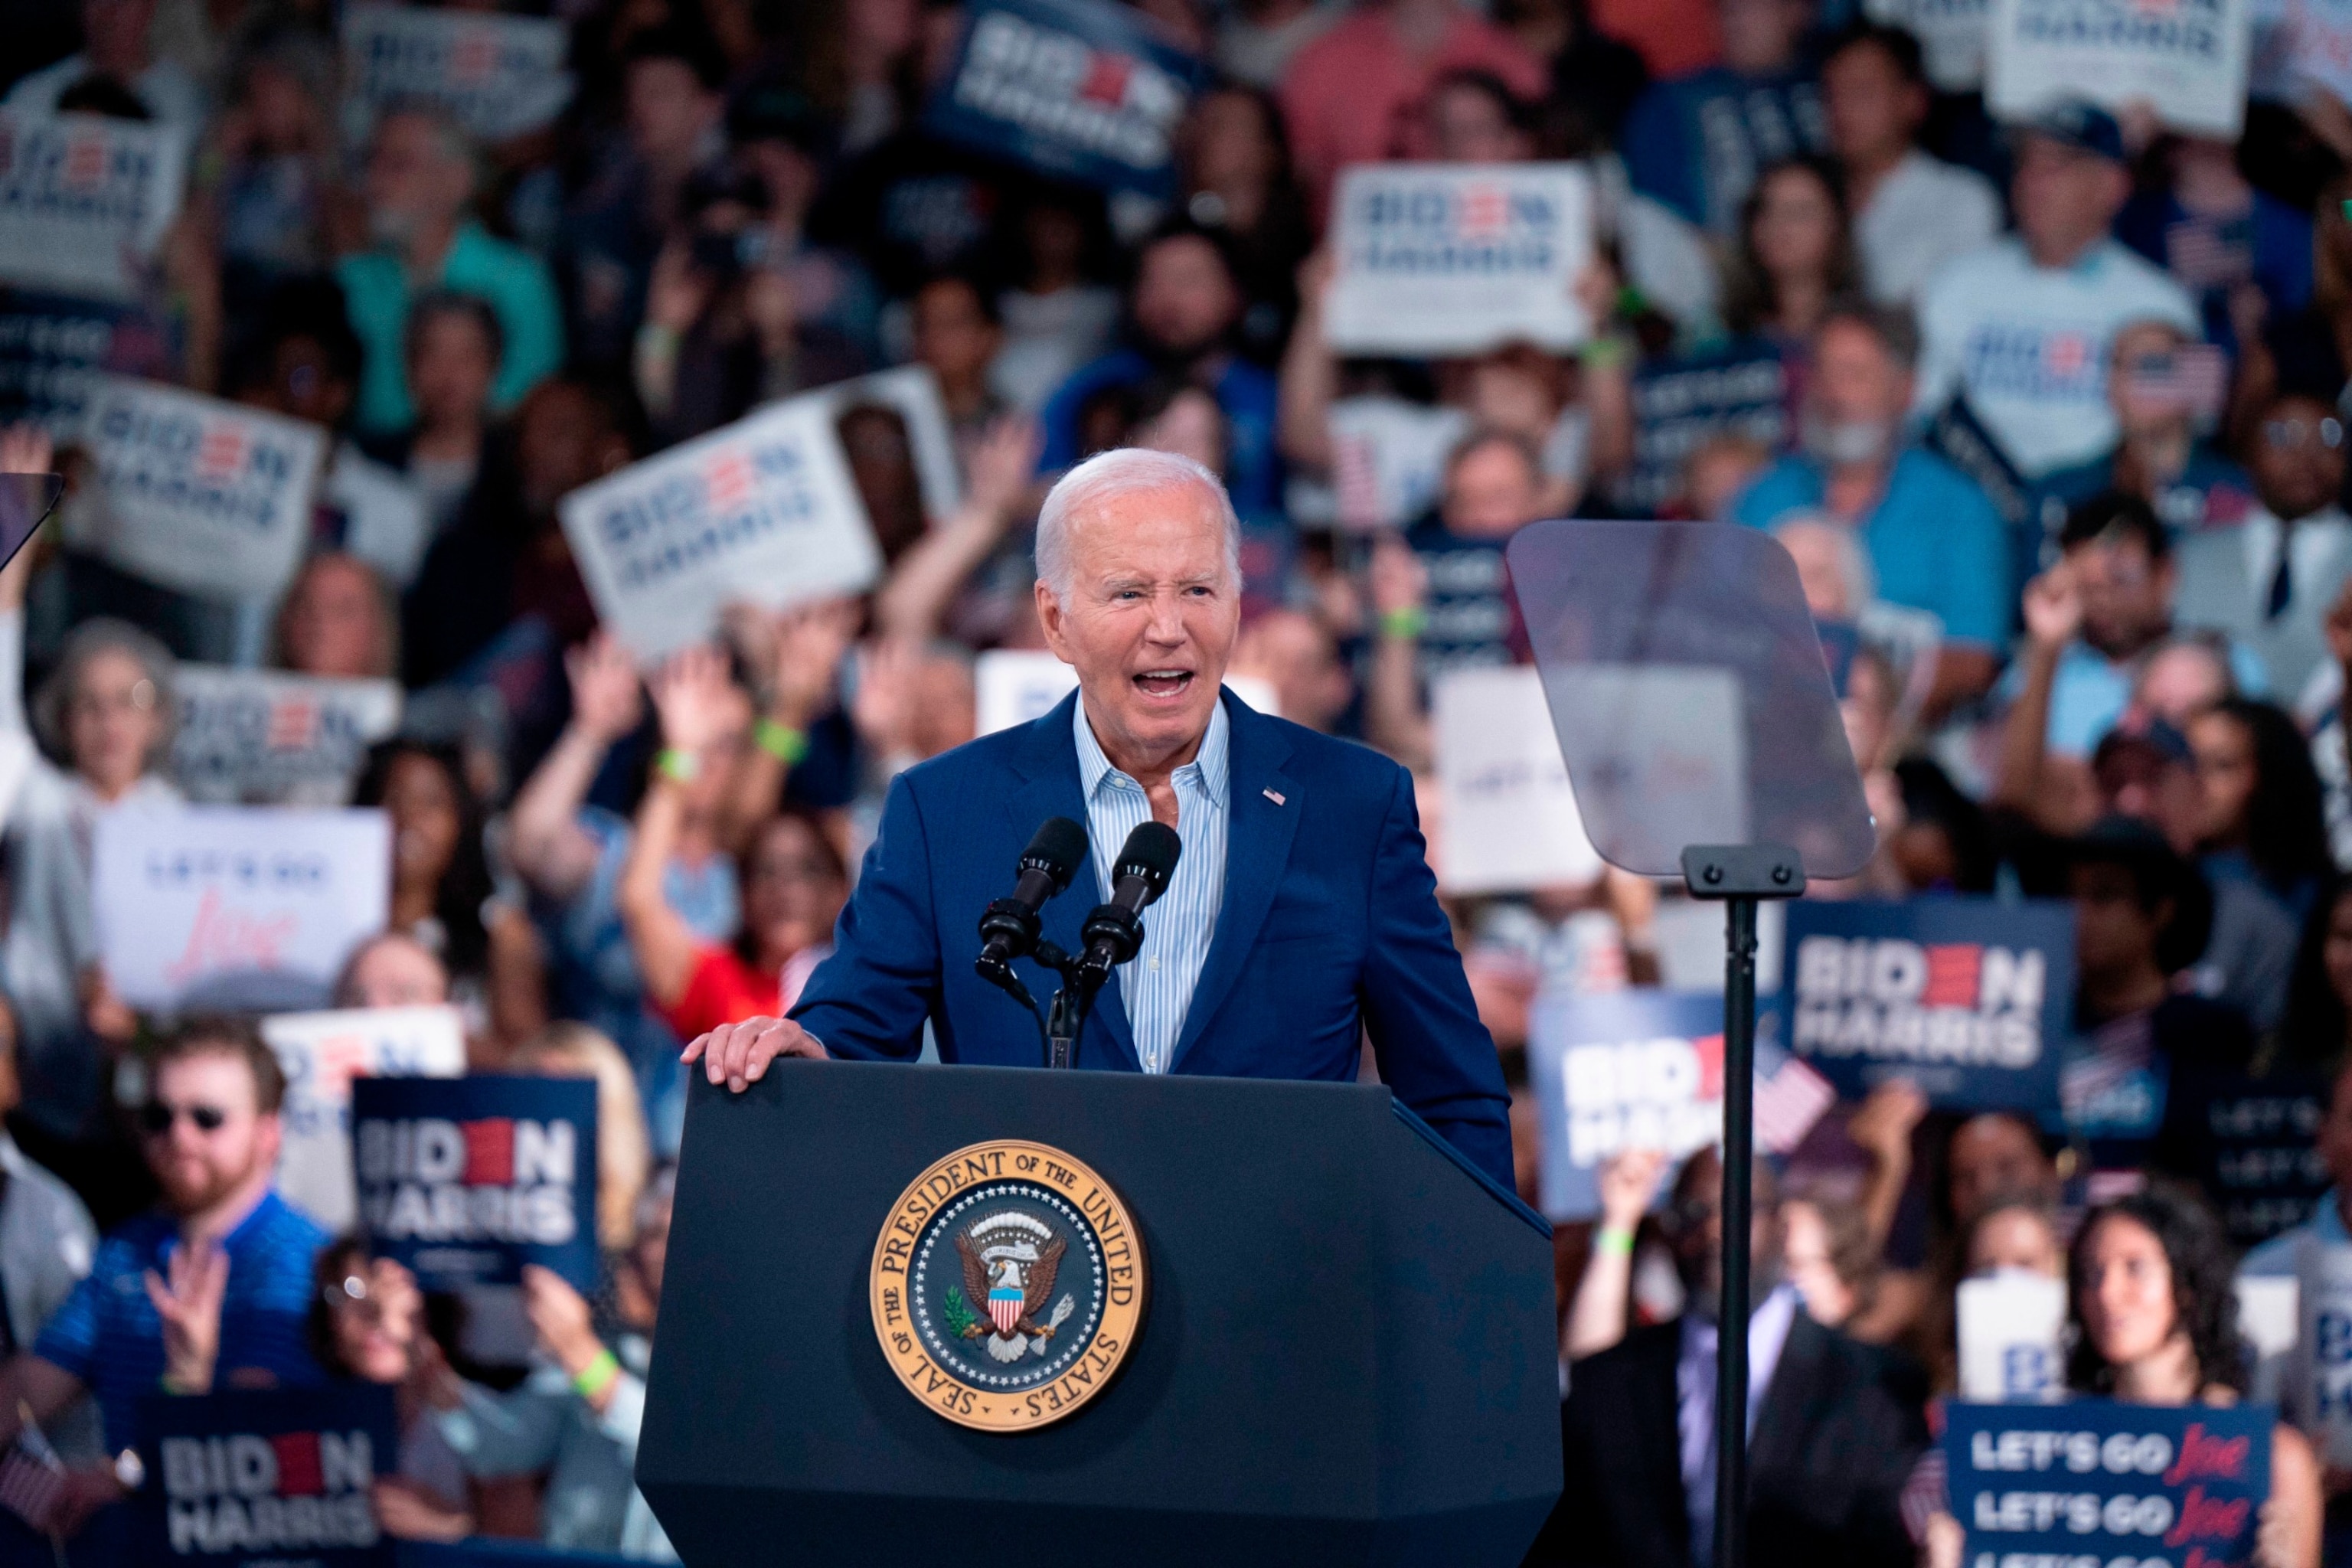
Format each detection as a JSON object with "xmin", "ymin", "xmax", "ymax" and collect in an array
[{"xmin": 1133, "ymin": 669, "xmax": 1194, "ymax": 699}]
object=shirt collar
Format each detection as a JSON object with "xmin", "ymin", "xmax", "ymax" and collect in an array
[{"xmin": 1073, "ymin": 691, "xmax": 1230, "ymax": 809}]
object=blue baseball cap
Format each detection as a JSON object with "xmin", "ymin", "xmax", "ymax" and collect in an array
[{"xmin": 2010, "ymin": 100, "xmax": 2127, "ymax": 164}]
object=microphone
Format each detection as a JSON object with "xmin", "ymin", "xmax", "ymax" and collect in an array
[
  {"xmin": 977, "ymin": 817, "xmax": 1089, "ymax": 967},
  {"xmin": 1077, "ymin": 822, "xmax": 1182, "ymax": 980}
]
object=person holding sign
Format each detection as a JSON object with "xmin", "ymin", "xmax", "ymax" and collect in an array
[{"xmin": 0, "ymin": 1020, "xmax": 331, "ymax": 1548}]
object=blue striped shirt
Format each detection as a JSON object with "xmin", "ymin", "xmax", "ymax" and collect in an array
[
  {"xmin": 34, "ymin": 1190, "xmax": 329, "ymax": 1450},
  {"xmin": 1073, "ymin": 697, "xmax": 1230, "ymax": 1075}
]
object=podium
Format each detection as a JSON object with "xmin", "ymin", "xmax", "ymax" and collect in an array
[{"xmin": 637, "ymin": 1059, "xmax": 1562, "ymax": 1566}]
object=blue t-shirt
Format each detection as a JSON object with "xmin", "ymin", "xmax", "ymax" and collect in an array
[
  {"xmin": 337, "ymin": 221, "xmax": 565, "ymax": 435},
  {"xmin": 1730, "ymin": 447, "xmax": 2014, "ymax": 645},
  {"xmin": 1037, "ymin": 348, "xmax": 1282, "ymax": 516},
  {"xmin": 1991, "ymin": 636, "xmax": 2271, "ymax": 757},
  {"xmin": 35, "ymin": 1191, "xmax": 329, "ymax": 1451},
  {"xmin": 1619, "ymin": 65, "xmax": 1827, "ymax": 234}
]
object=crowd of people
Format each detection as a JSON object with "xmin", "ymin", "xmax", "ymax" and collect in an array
[{"xmin": 2, "ymin": 0, "xmax": 2352, "ymax": 1558}]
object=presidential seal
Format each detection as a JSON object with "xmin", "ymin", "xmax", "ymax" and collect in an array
[{"xmin": 870, "ymin": 1139, "xmax": 1145, "ymax": 1432}]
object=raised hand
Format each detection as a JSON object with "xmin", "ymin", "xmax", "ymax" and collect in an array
[
  {"xmin": 146, "ymin": 1241, "xmax": 230, "ymax": 1394},
  {"xmin": 649, "ymin": 644, "xmax": 737, "ymax": 755},
  {"xmin": 565, "ymin": 630, "xmax": 643, "ymax": 744},
  {"xmin": 966, "ymin": 414, "xmax": 1044, "ymax": 520},
  {"xmin": 770, "ymin": 598, "xmax": 861, "ymax": 725},
  {"xmin": 2020, "ymin": 562, "xmax": 2083, "ymax": 652},
  {"xmin": 1596, "ymin": 1148, "xmax": 1667, "ymax": 1234},
  {"xmin": 1846, "ymin": 1079, "xmax": 1928, "ymax": 1170}
]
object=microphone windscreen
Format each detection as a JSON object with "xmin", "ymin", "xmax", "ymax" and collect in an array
[
  {"xmin": 1113, "ymin": 821, "xmax": 1182, "ymax": 889},
  {"xmin": 1023, "ymin": 816, "xmax": 1090, "ymax": 892}
]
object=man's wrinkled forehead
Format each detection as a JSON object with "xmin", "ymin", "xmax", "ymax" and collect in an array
[{"xmin": 1063, "ymin": 481, "xmax": 1233, "ymax": 578}]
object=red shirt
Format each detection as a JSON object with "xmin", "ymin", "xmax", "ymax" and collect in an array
[
  {"xmin": 1279, "ymin": 7, "xmax": 1545, "ymax": 218},
  {"xmin": 661, "ymin": 945, "xmax": 828, "ymax": 1042}
]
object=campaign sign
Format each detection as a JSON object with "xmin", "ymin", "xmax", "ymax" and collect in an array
[
  {"xmin": 172, "ymin": 666, "xmax": 403, "ymax": 805},
  {"xmin": 339, "ymin": 5, "xmax": 574, "ymax": 145},
  {"xmin": 1944, "ymin": 1400, "xmax": 2271, "ymax": 1567},
  {"xmin": 2175, "ymin": 1073, "xmax": 2331, "ymax": 1249},
  {"xmin": 262, "ymin": 1006, "xmax": 467, "ymax": 1233},
  {"xmin": 1615, "ymin": 345, "xmax": 1788, "ymax": 518},
  {"xmin": 1958, "ymin": 1272, "xmax": 2069, "ymax": 1401},
  {"xmin": 1328, "ymin": 397, "xmax": 1469, "ymax": 531},
  {"xmin": 352, "ymin": 1075, "xmax": 599, "ymax": 1293},
  {"xmin": 0, "ymin": 288, "xmax": 170, "ymax": 436},
  {"xmin": 1432, "ymin": 665, "xmax": 1604, "ymax": 893},
  {"xmin": 1525, "ymin": 991, "xmax": 1724, "ymax": 1221},
  {"xmin": 1988, "ymin": 0, "xmax": 2253, "ymax": 136},
  {"xmin": 1781, "ymin": 898, "xmax": 2073, "ymax": 1113},
  {"xmin": 136, "ymin": 1387, "xmax": 396, "ymax": 1567},
  {"xmin": 560, "ymin": 394, "xmax": 880, "ymax": 661},
  {"xmin": 924, "ymin": 0, "xmax": 1205, "ymax": 196},
  {"xmin": 1325, "ymin": 164, "xmax": 1596, "ymax": 355},
  {"xmin": 73, "ymin": 377, "xmax": 327, "ymax": 601},
  {"xmin": 0, "ymin": 109, "xmax": 186, "ymax": 303},
  {"xmin": 92, "ymin": 805, "xmax": 391, "ymax": 1012}
]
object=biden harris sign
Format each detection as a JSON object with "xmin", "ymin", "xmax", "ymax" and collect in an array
[
  {"xmin": 351, "ymin": 1076, "xmax": 598, "ymax": 1294},
  {"xmin": 1779, "ymin": 897, "xmax": 2073, "ymax": 1116},
  {"xmin": 924, "ymin": 0, "xmax": 1205, "ymax": 196}
]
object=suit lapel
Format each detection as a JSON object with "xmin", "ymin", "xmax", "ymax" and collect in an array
[
  {"xmin": 1748, "ymin": 1308, "xmax": 1824, "ymax": 1482},
  {"xmin": 1004, "ymin": 694, "xmax": 1138, "ymax": 1072},
  {"xmin": 1168, "ymin": 694, "xmax": 1299, "ymax": 1072}
]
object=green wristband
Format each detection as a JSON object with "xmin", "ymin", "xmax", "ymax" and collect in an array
[
  {"xmin": 1596, "ymin": 1226, "xmax": 1636, "ymax": 1258},
  {"xmin": 1379, "ymin": 606, "xmax": 1429, "ymax": 641},
  {"xmin": 572, "ymin": 1348, "xmax": 621, "ymax": 1400},
  {"xmin": 655, "ymin": 747, "xmax": 700, "ymax": 784},
  {"xmin": 754, "ymin": 717, "xmax": 809, "ymax": 765}
]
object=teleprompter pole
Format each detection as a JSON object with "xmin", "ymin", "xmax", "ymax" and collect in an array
[{"xmin": 1679, "ymin": 845, "xmax": 1805, "ymax": 1568}]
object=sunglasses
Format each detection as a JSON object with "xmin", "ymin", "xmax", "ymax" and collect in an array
[{"xmin": 139, "ymin": 1101, "xmax": 227, "ymax": 1135}]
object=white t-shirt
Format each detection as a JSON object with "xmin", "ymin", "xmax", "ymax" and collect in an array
[
  {"xmin": 1914, "ymin": 236, "xmax": 2201, "ymax": 478},
  {"xmin": 1855, "ymin": 151, "xmax": 2002, "ymax": 306},
  {"xmin": 4, "ymin": 53, "xmax": 205, "ymax": 135}
]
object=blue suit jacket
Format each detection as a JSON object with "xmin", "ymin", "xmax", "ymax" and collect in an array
[{"xmin": 792, "ymin": 689, "xmax": 1514, "ymax": 1187}]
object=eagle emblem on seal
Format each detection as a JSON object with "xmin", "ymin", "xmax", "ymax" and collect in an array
[{"xmin": 954, "ymin": 1211, "xmax": 1076, "ymax": 1364}]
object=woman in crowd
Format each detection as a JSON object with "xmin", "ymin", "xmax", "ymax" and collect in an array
[
  {"xmin": 2283, "ymin": 872, "xmax": 2352, "ymax": 1066},
  {"xmin": 619, "ymin": 647, "xmax": 851, "ymax": 1049},
  {"xmin": 353, "ymin": 740, "xmax": 544, "ymax": 1056},
  {"xmin": 381, "ymin": 292, "xmax": 503, "ymax": 544},
  {"xmin": 272, "ymin": 552, "xmax": 400, "ymax": 681},
  {"xmin": 1910, "ymin": 1194, "xmax": 2067, "ymax": 1395},
  {"xmin": 308, "ymin": 1240, "xmax": 472, "ymax": 1542},
  {"xmin": 1779, "ymin": 1192, "xmax": 1881, "ymax": 1334},
  {"xmin": 2186, "ymin": 697, "xmax": 2331, "ymax": 924},
  {"xmin": 1721, "ymin": 158, "xmax": 1861, "ymax": 362},
  {"xmin": 2066, "ymin": 1187, "xmax": 2320, "ymax": 1568},
  {"xmin": 1176, "ymin": 85, "xmax": 1311, "ymax": 364}
]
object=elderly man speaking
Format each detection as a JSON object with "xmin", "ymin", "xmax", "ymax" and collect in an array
[{"xmin": 681, "ymin": 448, "xmax": 1513, "ymax": 1185}]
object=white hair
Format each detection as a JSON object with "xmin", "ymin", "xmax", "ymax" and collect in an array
[{"xmin": 1034, "ymin": 446, "xmax": 1243, "ymax": 607}]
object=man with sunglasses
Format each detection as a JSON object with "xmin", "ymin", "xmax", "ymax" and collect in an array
[
  {"xmin": 2176, "ymin": 384, "xmax": 2352, "ymax": 703},
  {"xmin": 0, "ymin": 1018, "xmax": 329, "ymax": 1544}
]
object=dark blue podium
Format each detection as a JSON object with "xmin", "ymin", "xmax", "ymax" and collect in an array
[{"xmin": 637, "ymin": 1060, "xmax": 1561, "ymax": 1566}]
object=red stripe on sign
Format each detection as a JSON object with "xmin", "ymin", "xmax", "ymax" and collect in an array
[
  {"xmin": 462, "ymin": 1118, "xmax": 515, "ymax": 1185},
  {"xmin": 271, "ymin": 1432, "xmax": 322, "ymax": 1496},
  {"xmin": 1694, "ymin": 1033, "xmax": 1724, "ymax": 1100},
  {"xmin": 1078, "ymin": 51, "xmax": 1133, "ymax": 105},
  {"xmin": 1920, "ymin": 944, "xmax": 1981, "ymax": 1010}
]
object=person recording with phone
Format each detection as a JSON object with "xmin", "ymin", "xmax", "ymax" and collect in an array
[{"xmin": 681, "ymin": 446, "xmax": 1514, "ymax": 1187}]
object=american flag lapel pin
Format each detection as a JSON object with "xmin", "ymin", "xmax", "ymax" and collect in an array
[{"xmin": 1263, "ymin": 789, "xmax": 1285, "ymax": 806}]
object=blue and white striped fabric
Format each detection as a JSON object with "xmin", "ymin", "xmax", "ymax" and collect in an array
[{"xmin": 1072, "ymin": 697, "xmax": 1230, "ymax": 1075}]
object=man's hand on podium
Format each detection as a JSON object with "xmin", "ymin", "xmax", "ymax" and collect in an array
[{"xmin": 681, "ymin": 1016, "xmax": 827, "ymax": 1092}]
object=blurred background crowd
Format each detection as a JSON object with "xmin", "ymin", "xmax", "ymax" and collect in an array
[{"xmin": 4, "ymin": 0, "xmax": 2352, "ymax": 1558}]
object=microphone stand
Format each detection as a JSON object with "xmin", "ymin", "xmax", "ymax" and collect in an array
[{"xmin": 975, "ymin": 937, "xmax": 1124, "ymax": 1071}]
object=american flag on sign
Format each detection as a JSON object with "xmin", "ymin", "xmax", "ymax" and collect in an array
[
  {"xmin": 2126, "ymin": 344, "xmax": 2229, "ymax": 421},
  {"xmin": 266, "ymin": 697, "xmax": 320, "ymax": 751},
  {"xmin": 450, "ymin": 29, "xmax": 498, "ymax": 84},
  {"xmin": 1456, "ymin": 183, "xmax": 1508, "ymax": 240},
  {"xmin": 1078, "ymin": 50, "xmax": 1134, "ymax": 106},
  {"xmin": 62, "ymin": 135, "xmax": 106, "ymax": 190},
  {"xmin": 704, "ymin": 452, "xmax": 753, "ymax": 511},
  {"xmin": 2164, "ymin": 218, "xmax": 2250, "ymax": 290},
  {"xmin": 1751, "ymin": 1040, "xmax": 1834, "ymax": 1155},
  {"xmin": 0, "ymin": 1403, "xmax": 65, "ymax": 1537},
  {"xmin": 1897, "ymin": 1446, "xmax": 1946, "ymax": 1547},
  {"xmin": 195, "ymin": 424, "xmax": 247, "ymax": 482}
]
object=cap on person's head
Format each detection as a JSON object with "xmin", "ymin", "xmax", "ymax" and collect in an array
[
  {"xmin": 2065, "ymin": 812, "xmax": 2213, "ymax": 972},
  {"xmin": 2011, "ymin": 100, "xmax": 2125, "ymax": 164},
  {"xmin": 728, "ymin": 77, "xmax": 836, "ymax": 161}
]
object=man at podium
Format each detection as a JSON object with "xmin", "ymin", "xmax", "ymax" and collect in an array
[{"xmin": 681, "ymin": 446, "xmax": 1514, "ymax": 1187}]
